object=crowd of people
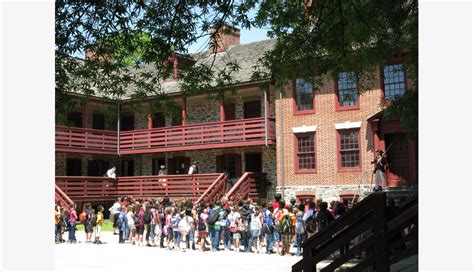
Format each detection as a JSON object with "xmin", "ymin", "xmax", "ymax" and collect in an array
[{"xmin": 55, "ymin": 193, "xmax": 353, "ymax": 256}]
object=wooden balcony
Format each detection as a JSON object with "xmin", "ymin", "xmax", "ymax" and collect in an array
[
  {"xmin": 55, "ymin": 126, "xmax": 117, "ymax": 154},
  {"xmin": 55, "ymin": 173, "xmax": 224, "ymax": 202},
  {"xmin": 56, "ymin": 117, "xmax": 275, "ymax": 155},
  {"xmin": 119, "ymin": 117, "xmax": 275, "ymax": 154}
]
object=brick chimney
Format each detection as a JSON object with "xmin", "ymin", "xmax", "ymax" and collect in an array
[
  {"xmin": 84, "ymin": 45, "xmax": 113, "ymax": 63},
  {"xmin": 210, "ymin": 25, "xmax": 240, "ymax": 53}
]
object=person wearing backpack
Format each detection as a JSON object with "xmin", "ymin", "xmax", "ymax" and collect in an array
[
  {"xmin": 143, "ymin": 204, "xmax": 154, "ymax": 246},
  {"xmin": 118, "ymin": 207, "xmax": 127, "ymax": 243},
  {"xmin": 246, "ymin": 207, "xmax": 263, "ymax": 253},
  {"xmin": 294, "ymin": 205, "xmax": 307, "ymax": 256},
  {"xmin": 171, "ymin": 208, "xmax": 181, "ymax": 251},
  {"xmin": 278, "ymin": 206, "xmax": 294, "ymax": 256},
  {"xmin": 208, "ymin": 201, "xmax": 222, "ymax": 252},
  {"xmin": 196, "ymin": 207, "xmax": 208, "ymax": 252},
  {"xmin": 316, "ymin": 202, "xmax": 334, "ymax": 232},
  {"xmin": 263, "ymin": 207, "xmax": 275, "ymax": 254},
  {"xmin": 228, "ymin": 205, "xmax": 241, "ymax": 252},
  {"xmin": 178, "ymin": 210, "xmax": 194, "ymax": 252},
  {"xmin": 303, "ymin": 201, "xmax": 318, "ymax": 238},
  {"xmin": 125, "ymin": 206, "xmax": 135, "ymax": 243},
  {"xmin": 134, "ymin": 204, "xmax": 145, "ymax": 246},
  {"xmin": 93, "ymin": 205, "xmax": 105, "ymax": 244},
  {"xmin": 272, "ymin": 200, "xmax": 286, "ymax": 254},
  {"xmin": 220, "ymin": 208, "xmax": 232, "ymax": 251},
  {"xmin": 68, "ymin": 203, "xmax": 78, "ymax": 244}
]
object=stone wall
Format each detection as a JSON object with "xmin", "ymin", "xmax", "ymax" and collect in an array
[
  {"xmin": 186, "ymin": 97, "xmax": 220, "ymax": 124},
  {"xmin": 56, "ymin": 153, "xmax": 66, "ymax": 176},
  {"xmin": 85, "ymin": 102, "xmax": 117, "ymax": 130},
  {"xmin": 275, "ymin": 184, "xmax": 366, "ymax": 203}
]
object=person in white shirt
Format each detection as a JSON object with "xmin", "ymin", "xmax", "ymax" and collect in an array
[
  {"xmin": 109, "ymin": 198, "xmax": 121, "ymax": 234},
  {"xmin": 188, "ymin": 161, "xmax": 198, "ymax": 175},
  {"xmin": 106, "ymin": 167, "xmax": 117, "ymax": 179}
]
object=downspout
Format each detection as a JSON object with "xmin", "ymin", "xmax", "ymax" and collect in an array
[
  {"xmin": 264, "ymin": 89, "xmax": 268, "ymax": 147},
  {"xmin": 279, "ymin": 86, "xmax": 285, "ymax": 198},
  {"xmin": 117, "ymin": 103, "xmax": 121, "ymax": 156}
]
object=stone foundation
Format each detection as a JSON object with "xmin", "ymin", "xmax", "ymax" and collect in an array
[{"xmin": 274, "ymin": 185, "xmax": 366, "ymax": 203}]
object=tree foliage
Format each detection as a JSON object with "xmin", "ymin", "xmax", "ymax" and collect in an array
[{"xmin": 56, "ymin": 0, "xmax": 417, "ymax": 137}]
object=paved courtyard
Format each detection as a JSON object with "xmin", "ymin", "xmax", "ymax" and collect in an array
[{"xmin": 55, "ymin": 230, "xmax": 301, "ymax": 272}]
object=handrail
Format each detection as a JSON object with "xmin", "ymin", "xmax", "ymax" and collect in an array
[
  {"xmin": 225, "ymin": 172, "xmax": 251, "ymax": 201},
  {"xmin": 55, "ymin": 184, "xmax": 74, "ymax": 208},
  {"xmin": 194, "ymin": 173, "xmax": 227, "ymax": 205},
  {"xmin": 292, "ymin": 192, "xmax": 418, "ymax": 272},
  {"xmin": 56, "ymin": 125, "xmax": 118, "ymax": 135}
]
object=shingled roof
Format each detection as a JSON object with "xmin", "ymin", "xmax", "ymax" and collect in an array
[{"xmin": 121, "ymin": 39, "xmax": 275, "ymax": 99}]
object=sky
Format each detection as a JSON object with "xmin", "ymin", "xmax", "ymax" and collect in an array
[{"xmin": 186, "ymin": 26, "xmax": 270, "ymax": 54}]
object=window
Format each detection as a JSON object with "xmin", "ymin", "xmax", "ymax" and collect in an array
[
  {"xmin": 66, "ymin": 158, "xmax": 82, "ymax": 176},
  {"xmin": 121, "ymin": 160, "xmax": 134, "ymax": 176},
  {"xmin": 121, "ymin": 115, "xmax": 134, "ymax": 131},
  {"xmin": 295, "ymin": 134, "xmax": 316, "ymax": 171},
  {"xmin": 152, "ymin": 112, "xmax": 166, "ymax": 128},
  {"xmin": 224, "ymin": 103, "xmax": 236, "ymax": 120},
  {"xmin": 337, "ymin": 72, "xmax": 358, "ymax": 108},
  {"xmin": 244, "ymin": 100, "xmax": 261, "ymax": 118},
  {"xmin": 92, "ymin": 114, "xmax": 105, "ymax": 130},
  {"xmin": 294, "ymin": 79, "xmax": 314, "ymax": 112},
  {"xmin": 383, "ymin": 64, "xmax": 406, "ymax": 100},
  {"xmin": 338, "ymin": 129, "xmax": 360, "ymax": 170},
  {"xmin": 67, "ymin": 111, "xmax": 83, "ymax": 127}
]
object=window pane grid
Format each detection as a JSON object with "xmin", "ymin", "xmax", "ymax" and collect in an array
[
  {"xmin": 295, "ymin": 79, "xmax": 314, "ymax": 111},
  {"xmin": 297, "ymin": 135, "xmax": 316, "ymax": 170},
  {"xmin": 339, "ymin": 130, "xmax": 360, "ymax": 168},
  {"xmin": 384, "ymin": 64, "xmax": 405, "ymax": 100},
  {"xmin": 338, "ymin": 72, "xmax": 358, "ymax": 106}
]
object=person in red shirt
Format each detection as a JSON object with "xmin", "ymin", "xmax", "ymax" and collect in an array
[{"xmin": 272, "ymin": 193, "xmax": 282, "ymax": 210}]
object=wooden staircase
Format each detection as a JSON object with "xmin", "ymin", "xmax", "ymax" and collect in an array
[
  {"xmin": 55, "ymin": 184, "xmax": 74, "ymax": 208},
  {"xmin": 225, "ymin": 172, "xmax": 267, "ymax": 202},
  {"xmin": 292, "ymin": 192, "xmax": 418, "ymax": 272}
]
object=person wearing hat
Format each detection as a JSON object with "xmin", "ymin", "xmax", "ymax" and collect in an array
[
  {"xmin": 158, "ymin": 165, "xmax": 167, "ymax": 188},
  {"xmin": 371, "ymin": 149, "xmax": 388, "ymax": 191}
]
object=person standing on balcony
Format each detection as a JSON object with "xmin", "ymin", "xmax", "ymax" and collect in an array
[
  {"xmin": 371, "ymin": 149, "xmax": 388, "ymax": 191},
  {"xmin": 188, "ymin": 161, "xmax": 199, "ymax": 175},
  {"xmin": 158, "ymin": 165, "xmax": 167, "ymax": 188},
  {"xmin": 106, "ymin": 166, "xmax": 117, "ymax": 179}
]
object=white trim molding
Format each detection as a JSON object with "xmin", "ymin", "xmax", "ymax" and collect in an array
[
  {"xmin": 334, "ymin": 121, "xmax": 362, "ymax": 130},
  {"xmin": 292, "ymin": 125, "xmax": 317, "ymax": 134}
]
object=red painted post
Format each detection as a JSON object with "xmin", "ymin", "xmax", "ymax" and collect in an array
[{"xmin": 182, "ymin": 97, "xmax": 187, "ymax": 126}]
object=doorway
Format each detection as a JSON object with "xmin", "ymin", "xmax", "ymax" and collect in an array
[
  {"xmin": 168, "ymin": 156, "xmax": 190, "ymax": 174},
  {"xmin": 121, "ymin": 160, "xmax": 135, "ymax": 176},
  {"xmin": 152, "ymin": 158, "xmax": 167, "ymax": 175},
  {"xmin": 244, "ymin": 153, "xmax": 262, "ymax": 172},
  {"xmin": 66, "ymin": 158, "xmax": 82, "ymax": 176},
  {"xmin": 384, "ymin": 133, "xmax": 410, "ymax": 187},
  {"xmin": 244, "ymin": 100, "xmax": 261, "ymax": 118}
]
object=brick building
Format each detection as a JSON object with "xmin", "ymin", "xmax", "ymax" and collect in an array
[{"xmin": 55, "ymin": 26, "xmax": 417, "ymax": 206}]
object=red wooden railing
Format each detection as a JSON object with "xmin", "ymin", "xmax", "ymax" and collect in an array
[
  {"xmin": 226, "ymin": 172, "xmax": 267, "ymax": 202},
  {"xmin": 55, "ymin": 126, "xmax": 117, "ymax": 153},
  {"xmin": 117, "ymin": 174, "xmax": 222, "ymax": 200},
  {"xmin": 55, "ymin": 176, "xmax": 117, "ymax": 201},
  {"xmin": 56, "ymin": 174, "xmax": 224, "ymax": 202},
  {"xmin": 55, "ymin": 184, "xmax": 74, "ymax": 208},
  {"xmin": 226, "ymin": 172, "xmax": 252, "ymax": 201},
  {"xmin": 119, "ymin": 117, "xmax": 275, "ymax": 152},
  {"xmin": 194, "ymin": 173, "xmax": 228, "ymax": 205}
]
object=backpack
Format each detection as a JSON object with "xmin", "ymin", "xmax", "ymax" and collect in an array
[
  {"xmin": 143, "ymin": 210, "xmax": 152, "ymax": 224},
  {"xmin": 197, "ymin": 215, "xmax": 207, "ymax": 231},
  {"xmin": 90, "ymin": 213, "xmax": 97, "ymax": 227},
  {"xmin": 171, "ymin": 215, "xmax": 181, "ymax": 229},
  {"xmin": 207, "ymin": 210, "xmax": 220, "ymax": 226},
  {"xmin": 249, "ymin": 215, "xmax": 261, "ymax": 232},
  {"xmin": 305, "ymin": 213, "xmax": 317, "ymax": 233},
  {"xmin": 317, "ymin": 211, "xmax": 330, "ymax": 231},
  {"xmin": 79, "ymin": 212, "xmax": 86, "ymax": 223},
  {"xmin": 133, "ymin": 213, "xmax": 141, "ymax": 226},
  {"xmin": 280, "ymin": 215, "xmax": 291, "ymax": 235},
  {"xmin": 295, "ymin": 215, "xmax": 305, "ymax": 234},
  {"xmin": 263, "ymin": 215, "xmax": 274, "ymax": 234},
  {"xmin": 178, "ymin": 216, "xmax": 191, "ymax": 234}
]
